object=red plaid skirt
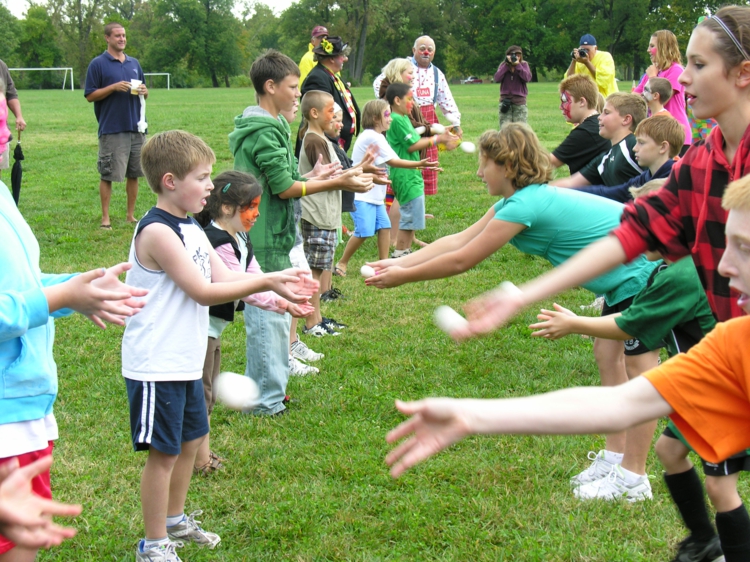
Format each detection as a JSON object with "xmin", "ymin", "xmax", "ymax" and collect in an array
[{"xmin": 420, "ymin": 104, "xmax": 439, "ymax": 196}]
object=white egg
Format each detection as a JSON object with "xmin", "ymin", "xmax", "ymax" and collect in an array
[
  {"xmin": 361, "ymin": 265, "xmax": 376, "ymax": 278},
  {"xmin": 431, "ymin": 123, "xmax": 446, "ymax": 134},
  {"xmin": 214, "ymin": 372, "xmax": 260, "ymax": 411},
  {"xmin": 459, "ymin": 141, "xmax": 476, "ymax": 153},
  {"xmin": 433, "ymin": 305, "xmax": 469, "ymax": 335},
  {"xmin": 500, "ymin": 281, "xmax": 522, "ymax": 295},
  {"xmin": 414, "ymin": 126, "xmax": 426, "ymax": 135}
]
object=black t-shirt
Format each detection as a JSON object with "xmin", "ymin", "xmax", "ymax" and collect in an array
[{"xmin": 551, "ymin": 114, "xmax": 611, "ymax": 175}]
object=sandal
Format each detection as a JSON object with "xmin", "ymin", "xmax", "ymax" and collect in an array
[
  {"xmin": 333, "ymin": 264, "xmax": 347, "ymax": 277},
  {"xmin": 100, "ymin": 223, "xmax": 112, "ymax": 230},
  {"xmin": 193, "ymin": 451, "xmax": 225, "ymax": 476}
]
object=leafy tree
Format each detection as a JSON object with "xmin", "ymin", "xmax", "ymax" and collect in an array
[
  {"xmin": 18, "ymin": 6, "xmax": 65, "ymax": 87},
  {"xmin": 0, "ymin": 4, "xmax": 22, "ymax": 66},
  {"xmin": 49, "ymin": 0, "xmax": 107, "ymax": 84}
]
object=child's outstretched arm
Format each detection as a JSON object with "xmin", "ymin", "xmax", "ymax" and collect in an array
[
  {"xmin": 529, "ymin": 303, "xmax": 631, "ymax": 341},
  {"xmin": 38, "ymin": 263, "xmax": 148, "ymax": 329},
  {"xmin": 0, "ymin": 456, "xmax": 82, "ymax": 549},
  {"xmin": 385, "ymin": 376, "xmax": 671, "ymax": 478},
  {"xmin": 452, "ymin": 235, "xmax": 627, "ymax": 340},
  {"xmin": 385, "ymin": 156, "xmax": 440, "ymax": 170}
]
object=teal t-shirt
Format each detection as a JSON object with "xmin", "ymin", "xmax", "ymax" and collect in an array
[
  {"xmin": 493, "ymin": 184, "xmax": 656, "ymax": 305},
  {"xmin": 386, "ymin": 113, "xmax": 423, "ymax": 205}
]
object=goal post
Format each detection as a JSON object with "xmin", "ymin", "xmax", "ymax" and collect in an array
[
  {"xmin": 144, "ymin": 73, "xmax": 171, "ymax": 90},
  {"xmin": 8, "ymin": 67, "xmax": 75, "ymax": 91}
]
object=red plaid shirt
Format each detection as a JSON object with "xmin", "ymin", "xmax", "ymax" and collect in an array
[{"xmin": 613, "ymin": 124, "xmax": 750, "ymax": 322}]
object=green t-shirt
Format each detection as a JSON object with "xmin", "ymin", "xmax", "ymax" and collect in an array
[
  {"xmin": 493, "ymin": 184, "xmax": 656, "ymax": 305},
  {"xmin": 579, "ymin": 134, "xmax": 643, "ymax": 186},
  {"xmin": 615, "ymin": 258, "xmax": 717, "ymax": 356},
  {"xmin": 386, "ymin": 113, "xmax": 423, "ymax": 205}
]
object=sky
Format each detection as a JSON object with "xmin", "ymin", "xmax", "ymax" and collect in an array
[{"xmin": 3, "ymin": 0, "xmax": 298, "ymax": 18}]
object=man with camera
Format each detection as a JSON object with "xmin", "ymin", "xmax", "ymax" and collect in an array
[
  {"xmin": 494, "ymin": 45, "xmax": 531, "ymax": 128},
  {"xmin": 566, "ymin": 34, "xmax": 617, "ymax": 98}
]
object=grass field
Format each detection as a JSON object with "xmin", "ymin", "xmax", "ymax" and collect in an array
[{"xmin": 12, "ymin": 82, "xmax": 744, "ymax": 561}]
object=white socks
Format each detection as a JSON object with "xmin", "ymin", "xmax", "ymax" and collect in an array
[{"xmin": 603, "ymin": 450, "xmax": 624, "ymax": 465}]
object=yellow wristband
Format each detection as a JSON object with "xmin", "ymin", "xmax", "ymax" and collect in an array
[{"xmin": 301, "ymin": 182, "xmax": 307, "ymax": 197}]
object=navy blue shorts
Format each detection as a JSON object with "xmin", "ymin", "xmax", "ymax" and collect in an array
[{"xmin": 125, "ymin": 378, "xmax": 209, "ymax": 455}]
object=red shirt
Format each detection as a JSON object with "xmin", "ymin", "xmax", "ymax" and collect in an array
[{"xmin": 613, "ymin": 123, "xmax": 750, "ymax": 322}]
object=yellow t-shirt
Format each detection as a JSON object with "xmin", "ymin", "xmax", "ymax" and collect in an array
[
  {"xmin": 299, "ymin": 44, "xmax": 315, "ymax": 86},
  {"xmin": 573, "ymin": 49, "xmax": 618, "ymax": 98}
]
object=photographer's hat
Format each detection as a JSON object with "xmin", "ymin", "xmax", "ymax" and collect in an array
[
  {"xmin": 579, "ymin": 34, "xmax": 597, "ymax": 46},
  {"xmin": 311, "ymin": 25, "xmax": 329, "ymax": 38}
]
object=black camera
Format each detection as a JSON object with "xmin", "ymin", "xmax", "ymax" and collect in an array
[
  {"xmin": 500, "ymin": 98, "xmax": 513, "ymax": 114},
  {"xmin": 571, "ymin": 48, "xmax": 588, "ymax": 59},
  {"xmin": 510, "ymin": 53, "xmax": 518, "ymax": 64}
]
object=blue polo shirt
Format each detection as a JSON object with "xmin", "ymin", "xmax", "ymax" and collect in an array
[{"xmin": 84, "ymin": 51, "xmax": 145, "ymax": 137}]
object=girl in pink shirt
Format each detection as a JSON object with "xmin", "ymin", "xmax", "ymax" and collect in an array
[{"xmin": 633, "ymin": 30, "xmax": 692, "ymax": 152}]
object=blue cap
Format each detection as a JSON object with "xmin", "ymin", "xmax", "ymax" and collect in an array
[{"xmin": 579, "ymin": 34, "xmax": 597, "ymax": 46}]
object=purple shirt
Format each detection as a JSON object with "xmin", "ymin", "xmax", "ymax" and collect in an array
[
  {"xmin": 494, "ymin": 61, "xmax": 531, "ymax": 104},
  {"xmin": 633, "ymin": 62, "xmax": 691, "ymax": 146}
]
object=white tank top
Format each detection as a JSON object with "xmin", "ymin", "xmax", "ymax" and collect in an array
[{"xmin": 122, "ymin": 207, "xmax": 211, "ymax": 382}]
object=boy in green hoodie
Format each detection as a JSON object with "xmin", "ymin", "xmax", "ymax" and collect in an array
[{"xmin": 229, "ymin": 49, "xmax": 372, "ymax": 415}]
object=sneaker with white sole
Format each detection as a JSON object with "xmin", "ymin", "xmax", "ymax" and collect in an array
[
  {"xmin": 322, "ymin": 317, "xmax": 347, "ymax": 330},
  {"xmin": 291, "ymin": 339, "xmax": 324, "ymax": 362},
  {"xmin": 302, "ymin": 323, "xmax": 328, "ymax": 337},
  {"xmin": 166, "ymin": 511, "xmax": 221, "ymax": 548},
  {"xmin": 289, "ymin": 355, "xmax": 319, "ymax": 376},
  {"xmin": 570, "ymin": 450, "xmax": 616, "ymax": 488},
  {"xmin": 574, "ymin": 465, "xmax": 653, "ymax": 502},
  {"xmin": 136, "ymin": 540, "xmax": 184, "ymax": 562},
  {"xmin": 671, "ymin": 535, "xmax": 724, "ymax": 562},
  {"xmin": 390, "ymin": 248, "xmax": 412, "ymax": 259}
]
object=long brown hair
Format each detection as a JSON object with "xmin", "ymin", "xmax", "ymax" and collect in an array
[
  {"xmin": 652, "ymin": 30, "xmax": 682, "ymax": 70},
  {"xmin": 478, "ymin": 124, "xmax": 553, "ymax": 189}
]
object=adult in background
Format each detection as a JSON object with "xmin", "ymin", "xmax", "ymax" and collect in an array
[
  {"xmin": 298, "ymin": 25, "xmax": 328, "ymax": 86},
  {"xmin": 299, "ymin": 36, "xmax": 360, "ymax": 153},
  {"xmin": 566, "ymin": 34, "xmax": 618, "ymax": 98},
  {"xmin": 374, "ymin": 36, "xmax": 462, "ymax": 198},
  {"xmin": 84, "ymin": 22, "xmax": 148, "ymax": 229},
  {"xmin": 494, "ymin": 45, "xmax": 531, "ymax": 127},
  {"xmin": 0, "ymin": 59, "xmax": 26, "ymax": 176},
  {"xmin": 631, "ymin": 30, "xmax": 691, "ymax": 155}
]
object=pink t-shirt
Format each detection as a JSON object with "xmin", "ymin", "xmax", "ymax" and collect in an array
[
  {"xmin": 0, "ymin": 97, "xmax": 10, "ymax": 148},
  {"xmin": 634, "ymin": 62, "xmax": 691, "ymax": 146}
]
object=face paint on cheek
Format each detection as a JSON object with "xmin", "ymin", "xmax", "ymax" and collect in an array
[{"xmin": 240, "ymin": 206, "xmax": 259, "ymax": 230}]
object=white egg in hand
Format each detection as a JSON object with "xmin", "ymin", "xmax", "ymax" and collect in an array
[
  {"xmin": 431, "ymin": 123, "xmax": 446, "ymax": 134},
  {"xmin": 361, "ymin": 265, "xmax": 376, "ymax": 278},
  {"xmin": 414, "ymin": 126, "xmax": 426, "ymax": 135},
  {"xmin": 459, "ymin": 141, "xmax": 476, "ymax": 153},
  {"xmin": 433, "ymin": 305, "xmax": 469, "ymax": 335},
  {"xmin": 215, "ymin": 372, "xmax": 260, "ymax": 411}
]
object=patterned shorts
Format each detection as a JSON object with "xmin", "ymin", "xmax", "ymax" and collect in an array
[{"xmin": 300, "ymin": 219, "xmax": 337, "ymax": 271}]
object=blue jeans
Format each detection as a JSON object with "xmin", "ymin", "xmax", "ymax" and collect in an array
[{"xmin": 243, "ymin": 306, "xmax": 291, "ymax": 415}]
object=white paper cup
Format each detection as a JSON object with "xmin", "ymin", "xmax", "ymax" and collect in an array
[{"xmin": 130, "ymin": 79, "xmax": 142, "ymax": 95}]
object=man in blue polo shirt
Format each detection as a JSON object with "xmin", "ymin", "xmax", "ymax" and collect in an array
[{"xmin": 84, "ymin": 22, "xmax": 148, "ymax": 229}]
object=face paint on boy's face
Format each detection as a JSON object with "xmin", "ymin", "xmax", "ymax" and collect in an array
[
  {"xmin": 642, "ymin": 85, "xmax": 654, "ymax": 102},
  {"xmin": 560, "ymin": 92, "xmax": 573, "ymax": 119},
  {"xmin": 239, "ymin": 196, "xmax": 261, "ymax": 230},
  {"xmin": 404, "ymin": 93, "xmax": 414, "ymax": 113}
]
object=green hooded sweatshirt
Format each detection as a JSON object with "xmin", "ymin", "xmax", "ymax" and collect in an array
[{"xmin": 229, "ymin": 106, "xmax": 302, "ymax": 273}]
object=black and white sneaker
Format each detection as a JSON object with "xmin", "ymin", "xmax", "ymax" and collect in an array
[
  {"xmin": 322, "ymin": 317, "xmax": 347, "ymax": 330},
  {"xmin": 670, "ymin": 535, "xmax": 724, "ymax": 562}
]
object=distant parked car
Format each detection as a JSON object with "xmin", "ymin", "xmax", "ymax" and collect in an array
[{"xmin": 461, "ymin": 76, "xmax": 483, "ymax": 84}]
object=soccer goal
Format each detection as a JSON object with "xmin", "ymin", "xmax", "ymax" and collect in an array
[
  {"xmin": 9, "ymin": 67, "xmax": 75, "ymax": 90},
  {"xmin": 144, "ymin": 73, "xmax": 171, "ymax": 90}
]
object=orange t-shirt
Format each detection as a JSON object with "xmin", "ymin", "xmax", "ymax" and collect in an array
[{"xmin": 644, "ymin": 316, "xmax": 750, "ymax": 464}]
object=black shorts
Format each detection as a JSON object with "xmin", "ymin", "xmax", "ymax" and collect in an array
[
  {"xmin": 662, "ymin": 426, "xmax": 750, "ymax": 476},
  {"xmin": 125, "ymin": 378, "xmax": 208, "ymax": 455},
  {"xmin": 601, "ymin": 295, "xmax": 660, "ymax": 356}
]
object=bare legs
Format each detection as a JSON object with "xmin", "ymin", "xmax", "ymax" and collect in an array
[{"xmin": 99, "ymin": 177, "xmax": 139, "ymax": 226}]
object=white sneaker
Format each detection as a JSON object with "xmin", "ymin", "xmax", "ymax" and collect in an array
[
  {"xmin": 570, "ymin": 450, "xmax": 615, "ymax": 487},
  {"xmin": 291, "ymin": 339, "xmax": 324, "ymax": 362},
  {"xmin": 166, "ymin": 510, "xmax": 221, "ymax": 548},
  {"xmin": 573, "ymin": 465, "xmax": 653, "ymax": 502},
  {"xmin": 302, "ymin": 323, "xmax": 329, "ymax": 338},
  {"xmin": 289, "ymin": 355, "xmax": 319, "ymax": 376},
  {"xmin": 136, "ymin": 540, "xmax": 184, "ymax": 561},
  {"xmin": 390, "ymin": 248, "xmax": 412, "ymax": 259}
]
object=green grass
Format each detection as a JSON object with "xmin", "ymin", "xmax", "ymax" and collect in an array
[{"xmin": 12, "ymin": 82, "xmax": 742, "ymax": 561}]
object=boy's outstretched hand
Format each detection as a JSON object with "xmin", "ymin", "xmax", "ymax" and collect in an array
[
  {"xmin": 44, "ymin": 263, "xmax": 149, "ymax": 329},
  {"xmin": 0, "ymin": 456, "xmax": 82, "ymax": 549},
  {"xmin": 339, "ymin": 167, "xmax": 374, "ymax": 193},
  {"xmin": 308, "ymin": 154, "xmax": 343, "ymax": 180},
  {"xmin": 386, "ymin": 399, "xmax": 473, "ymax": 478},
  {"xmin": 528, "ymin": 303, "xmax": 577, "ymax": 340},
  {"xmin": 416, "ymin": 158, "xmax": 440, "ymax": 170},
  {"xmin": 284, "ymin": 301, "xmax": 315, "ymax": 318},
  {"xmin": 364, "ymin": 265, "xmax": 406, "ymax": 289}
]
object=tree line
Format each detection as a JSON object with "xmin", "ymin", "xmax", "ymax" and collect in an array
[{"xmin": 0, "ymin": 0, "xmax": 722, "ymax": 89}]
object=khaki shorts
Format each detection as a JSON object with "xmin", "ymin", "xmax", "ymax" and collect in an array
[{"xmin": 97, "ymin": 132, "xmax": 145, "ymax": 182}]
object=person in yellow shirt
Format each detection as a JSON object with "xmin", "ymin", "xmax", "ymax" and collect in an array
[
  {"xmin": 566, "ymin": 34, "xmax": 618, "ymax": 98},
  {"xmin": 299, "ymin": 25, "xmax": 328, "ymax": 86}
]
